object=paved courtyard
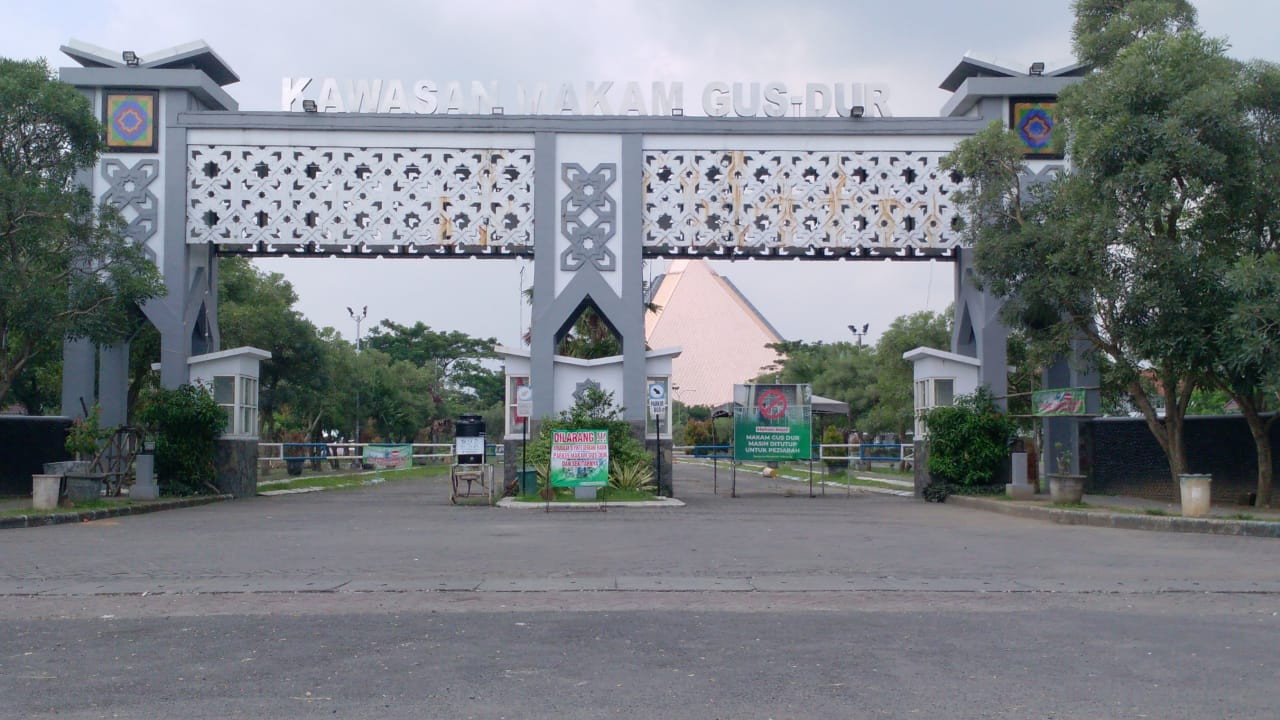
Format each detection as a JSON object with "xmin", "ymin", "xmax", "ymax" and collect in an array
[{"xmin": 1, "ymin": 463, "xmax": 1276, "ymax": 718}]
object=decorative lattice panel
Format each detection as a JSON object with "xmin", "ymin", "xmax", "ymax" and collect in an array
[
  {"xmin": 643, "ymin": 150, "xmax": 962, "ymax": 258},
  {"xmin": 187, "ymin": 146, "xmax": 534, "ymax": 255}
]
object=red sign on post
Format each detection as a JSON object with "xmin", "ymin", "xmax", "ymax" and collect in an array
[{"xmin": 757, "ymin": 388, "xmax": 788, "ymax": 420}]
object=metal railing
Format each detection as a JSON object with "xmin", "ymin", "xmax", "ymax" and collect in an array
[
  {"xmin": 258, "ymin": 442, "xmax": 455, "ymax": 468},
  {"xmin": 676, "ymin": 443, "xmax": 913, "ymax": 466}
]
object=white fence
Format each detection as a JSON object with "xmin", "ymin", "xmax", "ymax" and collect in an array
[
  {"xmin": 673, "ymin": 443, "xmax": 913, "ymax": 468},
  {"xmin": 257, "ymin": 442, "xmax": 455, "ymax": 469}
]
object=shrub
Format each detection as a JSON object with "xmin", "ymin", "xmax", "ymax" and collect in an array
[
  {"xmin": 138, "ymin": 384, "xmax": 225, "ymax": 496},
  {"xmin": 523, "ymin": 387, "xmax": 647, "ymax": 471},
  {"xmin": 684, "ymin": 419, "xmax": 712, "ymax": 451},
  {"xmin": 924, "ymin": 388, "xmax": 1015, "ymax": 488},
  {"xmin": 821, "ymin": 425, "xmax": 848, "ymax": 469},
  {"xmin": 609, "ymin": 458, "xmax": 656, "ymax": 493}
]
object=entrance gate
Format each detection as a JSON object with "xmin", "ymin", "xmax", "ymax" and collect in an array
[{"xmin": 58, "ymin": 42, "xmax": 1096, "ymax": 494}]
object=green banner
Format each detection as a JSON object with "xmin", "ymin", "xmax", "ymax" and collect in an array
[
  {"xmin": 1033, "ymin": 388, "xmax": 1086, "ymax": 416},
  {"xmin": 363, "ymin": 443, "xmax": 413, "ymax": 468},
  {"xmin": 732, "ymin": 384, "xmax": 812, "ymax": 462},
  {"xmin": 550, "ymin": 429, "xmax": 610, "ymax": 487}
]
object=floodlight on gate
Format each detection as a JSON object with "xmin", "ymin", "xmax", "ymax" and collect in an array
[
  {"xmin": 302, "ymin": 99, "xmax": 318, "ymax": 113},
  {"xmin": 671, "ymin": 107, "xmax": 684, "ymax": 116},
  {"xmin": 849, "ymin": 105, "xmax": 865, "ymax": 118},
  {"xmin": 122, "ymin": 50, "xmax": 140, "ymax": 67},
  {"xmin": 1029, "ymin": 62, "xmax": 1046, "ymax": 76},
  {"xmin": 491, "ymin": 106, "xmax": 505, "ymax": 115}
]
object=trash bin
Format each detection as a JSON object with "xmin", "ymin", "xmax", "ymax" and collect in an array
[
  {"xmin": 517, "ymin": 467, "xmax": 539, "ymax": 496},
  {"xmin": 455, "ymin": 414, "xmax": 485, "ymax": 465}
]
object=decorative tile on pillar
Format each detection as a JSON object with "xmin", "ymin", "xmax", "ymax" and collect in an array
[
  {"xmin": 104, "ymin": 92, "xmax": 158, "ymax": 152},
  {"xmin": 560, "ymin": 163, "xmax": 617, "ymax": 272},
  {"xmin": 100, "ymin": 158, "xmax": 159, "ymax": 262}
]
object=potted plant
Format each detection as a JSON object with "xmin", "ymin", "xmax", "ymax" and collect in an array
[{"xmin": 1049, "ymin": 442, "xmax": 1086, "ymax": 504}]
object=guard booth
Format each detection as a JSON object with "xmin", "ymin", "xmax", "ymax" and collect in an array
[{"xmin": 451, "ymin": 413, "xmax": 492, "ymax": 504}]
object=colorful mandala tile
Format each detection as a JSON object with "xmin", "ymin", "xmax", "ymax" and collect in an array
[
  {"xmin": 105, "ymin": 92, "xmax": 157, "ymax": 152},
  {"xmin": 1011, "ymin": 100, "xmax": 1061, "ymax": 157}
]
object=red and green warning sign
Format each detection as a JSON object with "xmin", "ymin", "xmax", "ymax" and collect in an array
[
  {"xmin": 550, "ymin": 429, "xmax": 610, "ymax": 487},
  {"xmin": 732, "ymin": 384, "xmax": 812, "ymax": 462}
]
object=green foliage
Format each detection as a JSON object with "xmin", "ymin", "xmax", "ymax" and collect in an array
[
  {"xmin": 868, "ymin": 311, "xmax": 952, "ymax": 437},
  {"xmin": 218, "ymin": 257, "xmax": 326, "ymax": 438},
  {"xmin": 924, "ymin": 389, "xmax": 1016, "ymax": 488},
  {"xmin": 138, "ymin": 384, "xmax": 225, "ymax": 496},
  {"xmin": 523, "ymin": 387, "xmax": 647, "ymax": 472},
  {"xmin": 0, "ymin": 58, "xmax": 163, "ymax": 407},
  {"xmin": 1071, "ymin": 0, "xmax": 1199, "ymax": 67},
  {"xmin": 609, "ymin": 459, "xmax": 656, "ymax": 493},
  {"xmin": 65, "ymin": 404, "xmax": 106, "ymax": 459},
  {"xmin": 365, "ymin": 319, "xmax": 502, "ymax": 405},
  {"xmin": 683, "ymin": 419, "xmax": 712, "ymax": 449},
  {"xmin": 822, "ymin": 425, "xmax": 849, "ymax": 469},
  {"xmin": 556, "ymin": 305, "xmax": 621, "ymax": 359},
  {"xmin": 942, "ymin": 7, "xmax": 1279, "ymax": 491}
]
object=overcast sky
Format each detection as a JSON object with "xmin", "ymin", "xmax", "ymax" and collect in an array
[{"xmin": 6, "ymin": 0, "xmax": 1276, "ymax": 348}]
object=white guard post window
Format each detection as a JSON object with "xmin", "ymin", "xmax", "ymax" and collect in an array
[
  {"xmin": 213, "ymin": 375, "xmax": 259, "ymax": 436},
  {"xmin": 914, "ymin": 377, "xmax": 955, "ymax": 438},
  {"xmin": 507, "ymin": 375, "xmax": 529, "ymax": 436}
]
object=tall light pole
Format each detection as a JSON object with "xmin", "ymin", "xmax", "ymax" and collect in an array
[
  {"xmin": 848, "ymin": 323, "xmax": 869, "ymax": 347},
  {"xmin": 347, "ymin": 305, "xmax": 368, "ymax": 444}
]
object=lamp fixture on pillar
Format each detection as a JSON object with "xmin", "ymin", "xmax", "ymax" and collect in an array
[
  {"xmin": 849, "ymin": 105, "xmax": 865, "ymax": 118},
  {"xmin": 122, "ymin": 50, "xmax": 140, "ymax": 67},
  {"xmin": 848, "ymin": 323, "xmax": 869, "ymax": 346},
  {"xmin": 302, "ymin": 99, "xmax": 318, "ymax": 113},
  {"xmin": 1029, "ymin": 62, "xmax": 1046, "ymax": 76}
]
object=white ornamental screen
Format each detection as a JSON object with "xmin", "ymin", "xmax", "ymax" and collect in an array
[
  {"xmin": 187, "ymin": 146, "xmax": 534, "ymax": 255},
  {"xmin": 643, "ymin": 150, "xmax": 961, "ymax": 258}
]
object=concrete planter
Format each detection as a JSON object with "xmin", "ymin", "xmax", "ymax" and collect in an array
[
  {"xmin": 63, "ymin": 474, "xmax": 103, "ymax": 503},
  {"xmin": 1049, "ymin": 474, "xmax": 1086, "ymax": 504},
  {"xmin": 31, "ymin": 474, "xmax": 61, "ymax": 510},
  {"xmin": 1179, "ymin": 473, "xmax": 1212, "ymax": 518}
]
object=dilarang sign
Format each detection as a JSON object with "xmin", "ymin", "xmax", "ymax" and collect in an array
[{"xmin": 281, "ymin": 78, "xmax": 893, "ymax": 117}]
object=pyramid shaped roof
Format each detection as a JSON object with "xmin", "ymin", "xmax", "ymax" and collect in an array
[{"xmin": 645, "ymin": 260, "xmax": 784, "ymax": 408}]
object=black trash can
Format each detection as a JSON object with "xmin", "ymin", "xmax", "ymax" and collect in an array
[{"xmin": 455, "ymin": 414, "xmax": 485, "ymax": 465}]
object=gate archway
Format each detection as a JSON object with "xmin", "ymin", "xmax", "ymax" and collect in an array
[{"xmin": 58, "ymin": 41, "xmax": 1096, "ymax": 494}]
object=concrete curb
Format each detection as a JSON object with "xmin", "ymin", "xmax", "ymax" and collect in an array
[
  {"xmin": 0, "ymin": 495, "xmax": 233, "ymax": 530},
  {"xmin": 946, "ymin": 495, "xmax": 1280, "ymax": 538}
]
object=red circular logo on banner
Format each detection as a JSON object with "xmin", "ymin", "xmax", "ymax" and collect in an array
[{"xmin": 757, "ymin": 388, "xmax": 788, "ymax": 420}]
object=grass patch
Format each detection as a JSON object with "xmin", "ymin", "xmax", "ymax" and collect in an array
[
  {"xmin": 1143, "ymin": 508, "xmax": 1170, "ymax": 516},
  {"xmin": 1051, "ymin": 501, "xmax": 1091, "ymax": 509},
  {"xmin": 0, "ymin": 498, "xmax": 141, "ymax": 519},
  {"xmin": 1227, "ymin": 513, "xmax": 1257, "ymax": 521},
  {"xmin": 513, "ymin": 487, "xmax": 658, "ymax": 503}
]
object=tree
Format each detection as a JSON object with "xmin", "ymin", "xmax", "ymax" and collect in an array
[
  {"xmin": 944, "ymin": 6, "xmax": 1263, "ymax": 490},
  {"xmin": 0, "ymin": 58, "xmax": 163, "ymax": 407},
  {"xmin": 1071, "ymin": 0, "xmax": 1198, "ymax": 67},
  {"xmin": 364, "ymin": 319, "xmax": 501, "ymax": 405},
  {"xmin": 756, "ymin": 340, "xmax": 875, "ymax": 429},
  {"xmin": 868, "ymin": 311, "xmax": 951, "ymax": 439},
  {"xmin": 218, "ymin": 257, "xmax": 327, "ymax": 438}
]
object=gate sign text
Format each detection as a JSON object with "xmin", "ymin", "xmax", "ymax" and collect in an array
[{"xmin": 283, "ymin": 79, "xmax": 893, "ymax": 118}]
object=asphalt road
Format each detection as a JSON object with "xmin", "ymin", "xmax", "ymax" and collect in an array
[{"xmin": 1, "ymin": 463, "xmax": 1276, "ymax": 719}]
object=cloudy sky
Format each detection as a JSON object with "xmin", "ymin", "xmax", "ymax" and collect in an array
[{"xmin": 6, "ymin": 0, "xmax": 1276, "ymax": 347}]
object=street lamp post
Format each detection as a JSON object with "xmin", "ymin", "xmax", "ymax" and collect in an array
[
  {"xmin": 848, "ymin": 323, "xmax": 869, "ymax": 347},
  {"xmin": 347, "ymin": 305, "xmax": 368, "ymax": 445}
]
